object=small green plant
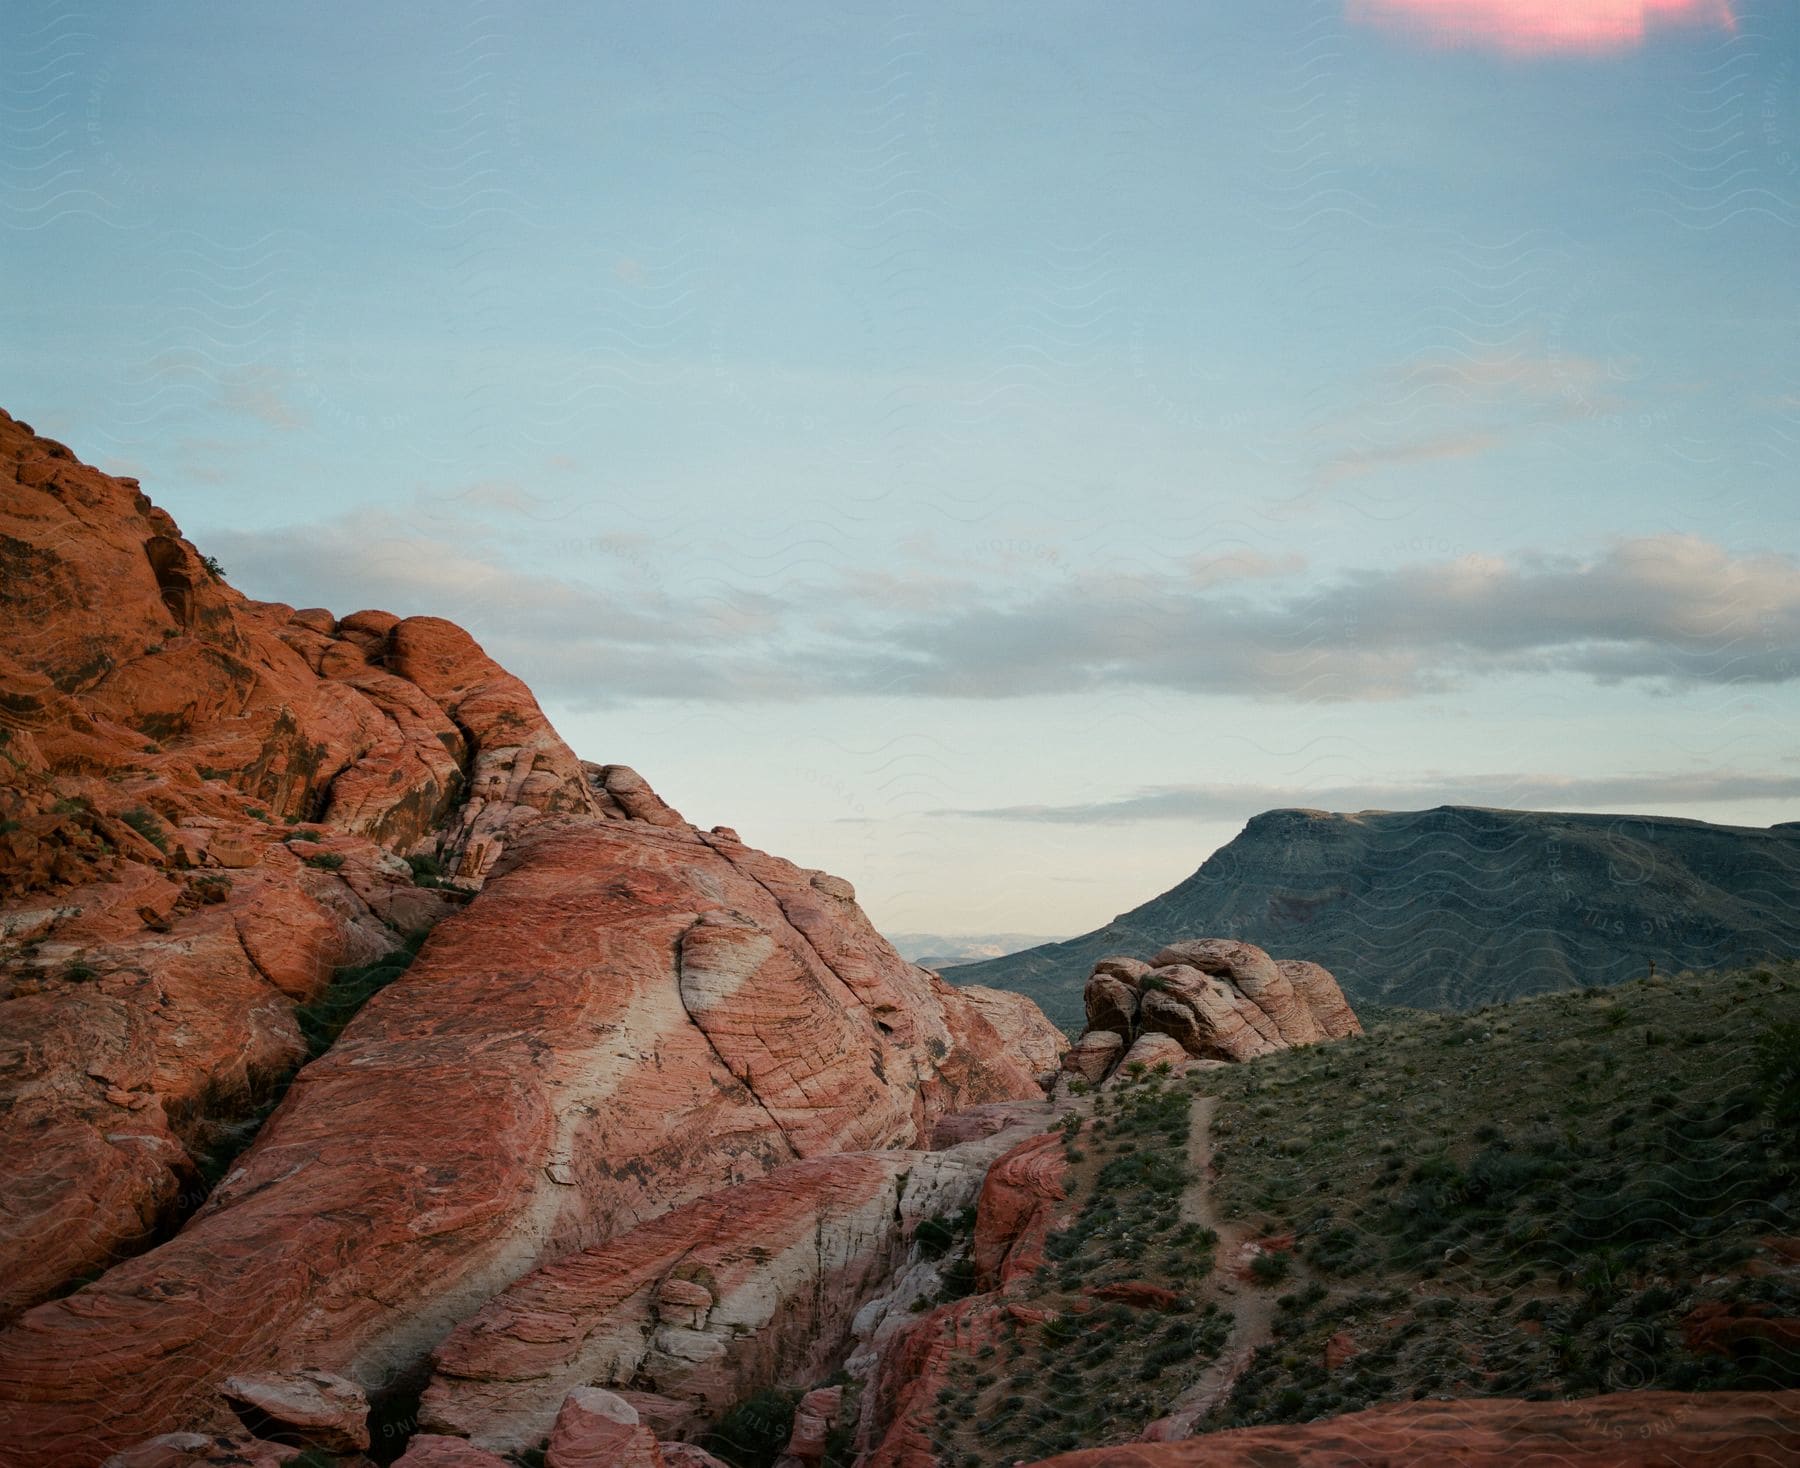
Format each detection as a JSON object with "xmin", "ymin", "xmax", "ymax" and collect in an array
[
  {"xmin": 51, "ymin": 796, "xmax": 90, "ymax": 815},
  {"xmin": 1249, "ymin": 1250, "xmax": 1291, "ymax": 1285},
  {"xmin": 121, "ymin": 807, "xmax": 168, "ymax": 852},
  {"xmin": 200, "ymin": 553, "xmax": 226, "ymax": 578},
  {"xmin": 64, "ymin": 961, "xmax": 98, "ymax": 982},
  {"xmin": 701, "ymin": 1387, "xmax": 802, "ymax": 1468},
  {"xmin": 405, "ymin": 852, "xmax": 446, "ymax": 887},
  {"xmin": 304, "ymin": 852, "xmax": 346, "ymax": 871}
]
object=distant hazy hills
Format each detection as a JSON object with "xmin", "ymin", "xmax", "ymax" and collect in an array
[
  {"xmin": 886, "ymin": 931, "xmax": 1067, "ymax": 970},
  {"xmin": 942, "ymin": 806, "xmax": 1800, "ymax": 1030}
]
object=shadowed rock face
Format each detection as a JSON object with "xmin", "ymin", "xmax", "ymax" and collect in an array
[
  {"xmin": 0, "ymin": 411, "xmax": 1061, "ymax": 1465},
  {"xmin": 1016, "ymin": 1389, "xmax": 1800, "ymax": 1466},
  {"xmin": 947, "ymin": 805, "xmax": 1800, "ymax": 1024},
  {"xmin": 419, "ymin": 1130, "xmax": 1031, "ymax": 1453}
]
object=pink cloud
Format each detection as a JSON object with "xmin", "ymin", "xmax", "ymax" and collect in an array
[{"xmin": 1347, "ymin": 0, "xmax": 1736, "ymax": 55}]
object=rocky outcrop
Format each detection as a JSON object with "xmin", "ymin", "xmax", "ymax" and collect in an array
[
  {"xmin": 544, "ymin": 1388, "xmax": 663, "ymax": 1468},
  {"xmin": 1060, "ymin": 1029, "xmax": 1126, "ymax": 1085},
  {"xmin": 1019, "ymin": 1389, "xmax": 1800, "ymax": 1466},
  {"xmin": 0, "ymin": 409, "xmax": 609, "ymax": 1316},
  {"xmin": 218, "ymin": 1368, "xmax": 369, "ymax": 1452},
  {"xmin": 971, "ymin": 1132, "xmax": 1070, "ymax": 1290},
  {"xmin": 1060, "ymin": 940, "xmax": 1361, "ymax": 1084},
  {"xmin": 856, "ymin": 1130, "xmax": 1075, "ymax": 1467},
  {"xmin": 773, "ymin": 1385, "xmax": 843, "ymax": 1468},
  {"xmin": 952, "ymin": 984, "xmax": 1068, "ymax": 1082},
  {"xmin": 418, "ymin": 1126, "xmax": 1034, "ymax": 1453},
  {"xmin": 948, "ymin": 805, "xmax": 1800, "ymax": 1023},
  {"xmin": 0, "ymin": 413, "xmax": 1061, "ymax": 1465}
]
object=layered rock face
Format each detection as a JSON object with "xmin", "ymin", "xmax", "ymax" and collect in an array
[
  {"xmin": 0, "ymin": 409, "xmax": 616, "ymax": 1318},
  {"xmin": 1018, "ymin": 1389, "xmax": 1800, "ymax": 1466},
  {"xmin": 1059, "ymin": 939, "xmax": 1360, "ymax": 1087},
  {"xmin": 0, "ymin": 412, "xmax": 1061, "ymax": 1464},
  {"xmin": 419, "ymin": 1127, "xmax": 1036, "ymax": 1452}
]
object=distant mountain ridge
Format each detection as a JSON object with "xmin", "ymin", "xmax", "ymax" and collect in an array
[
  {"xmin": 887, "ymin": 931, "xmax": 1067, "ymax": 968},
  {"xmin": 942, "ymin": 805, "xmax": 1800, "ymax": 1028}
]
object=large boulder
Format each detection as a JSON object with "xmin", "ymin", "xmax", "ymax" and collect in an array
[
  {"xmin": 1060, "ymin": 1030, "xmax": 1126, "ymax": 1085},
  {"xmin": 544, "ymin": 1387, "xmax": 662, "ymax": 1468},
  {"xmin": 1083, "ymin": 972, "xmax": 1140, "ymax": 1037},
  {"xmin": 218, "ymin": 1367, "xmax": 369, "ymax": 1451},
  {"xmin": 773, "ymin": 1384, "xmax": 843, "ymax": 1468}
]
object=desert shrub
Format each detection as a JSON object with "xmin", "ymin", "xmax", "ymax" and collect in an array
[
  {"xmin": 701, "ymin": 1388, "xmax": 801, "ymax": 1468},
  {"xmin": 121, "ymin": 807, "xmax": 168, "ymax": 851},
  {"xmin": 304, "ymin": 852, "xmax": 345, "ymax": 871},
  {"xmin": 916, "ymin": 1215, "xmax": 958, "ymax": 1258},
  {"xmin": 293, "ymin": 932, "xmax": 427, "ymax": 1056},
  {"xmin": 405, "ymin": 852, "xmax": 446, "ymax": 887},
  {"xmin": 1756, "ymin": 1022, "xmax": 1800, "ymax": 1136}
]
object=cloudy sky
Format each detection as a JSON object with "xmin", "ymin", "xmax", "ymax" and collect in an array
[{"xmin": 7, "ymin": 1, "xmax": 1797, "ymax": 935}]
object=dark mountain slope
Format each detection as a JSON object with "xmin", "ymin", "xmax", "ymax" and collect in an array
[{"xmin": 944, "ymin": 806, "xmax": 1800, "ymax": 1027}]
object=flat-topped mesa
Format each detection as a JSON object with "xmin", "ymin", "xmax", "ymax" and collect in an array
[{"xmin": 1062, "ymin": 938, "xmax": 1361, "ymax": 1087}]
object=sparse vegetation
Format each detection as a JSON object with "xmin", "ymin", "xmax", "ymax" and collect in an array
[
  {"xmin": 700, "ymin": 1387, "xmax": 801, "ymax": 1468},
  {"xmin": 1208, "ymin": 964, "xmax": 1800, "ymax": 1427},
  {"xmin": 304, "ymin": 852, "xmax": 346, "ymax": 871},
  {"xmin": 912, "ymin": 965, "xmax": 1800, "ymax": 1459},
  {"xmin": 404, "ymin": 852, "xmax": 447, "ymax": 888},
  {"xmin": 293, "ymin": 931, "xmax": 429, "ymax": 1057},
  {"xmin": 200, "ymin": 553, "xmax": 226, "ymax": 578},
  {"xmin": 121, "ymin": 806, "xmax": 168, "ymax": 852}
]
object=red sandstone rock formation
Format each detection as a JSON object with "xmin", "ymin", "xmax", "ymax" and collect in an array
[
  {"xmin": 0, "ymin": 413, "xmax": 1059, "ymax": 1465},
  {"xmin": 954, "ymin": 984, "xmax": 1068, "ymax": 1082},
  {"xmin": 773, "ymin": 1384, "xmax": 843, "ymax": 1468},
  {"xmin": 1066, "ymin": 939, "xmax": 1361, "ymax": 1084},
  {"xmin": 856, "ymin": 1129, "xmax": 1075, "ymax": 1467},
  {"xmin": 544, "ymin": 1387, "xmax": 663, "ymax": 1468},
  {"xmin": 419, "ymin": 1127, "xmax": 1032, "ymax": 1453},
  {"xmin": 0, "ymin": 408, "xmax": 605, "ymax": 1317},
  {"xmin": 219, "ymin": 1368, "xmax": 370, "ymax": 1452},
  {"xmin": 1020, "ymin": 1389, "xmax": 1800, "ymax": 1466},
  {"xmin": 971, "ymin": 1131, "xmax": 1071, "ymax": 1291}
]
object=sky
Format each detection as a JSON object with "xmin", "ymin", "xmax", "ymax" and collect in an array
[{"xmin": 5, "ymin": 0, "xmax": 1797, "ymax": 937}]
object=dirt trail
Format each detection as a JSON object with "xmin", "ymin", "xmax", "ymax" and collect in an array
[{"xmin": 1160, "ymin": 1088, "xmax": 1283, "ymax": 1434}]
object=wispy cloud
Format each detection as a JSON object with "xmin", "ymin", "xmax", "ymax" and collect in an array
[
  {"xmin": 934, "ymin": 770, "xmax": 1800, "ymax": 825},
  {"xmin": 209, "ymin": 516, "xmax": 1800, "ymax": 707}
]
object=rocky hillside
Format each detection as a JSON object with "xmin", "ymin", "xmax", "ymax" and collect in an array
[
  {"xmin": 945, "ymin": 805, "xmax": 1800, "ymax": 1028},
  {"xmin": 886, "ymin": 963, "xmax": 1800, "ymax": 1466},
  {"xmin": 0, "ymin": 410, "xmax": 1064, "ymax": 1463}
]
